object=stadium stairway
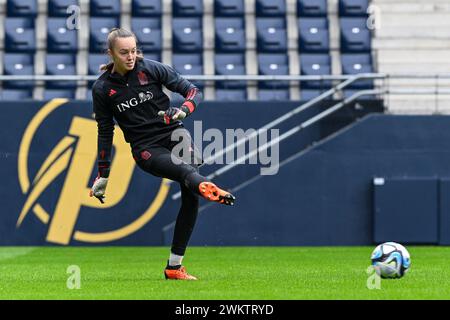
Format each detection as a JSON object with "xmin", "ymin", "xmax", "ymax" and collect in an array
[
  {"xmin": 171, "ymin": 113, "xmax": 450, "ymax": 246},
  {"xmin": 162, "ymin": 99, "xmax": 383, "ymax": 245},
  {"xmin": 373, "ymin": 0, "xmax": 450, "ymax": 114}
]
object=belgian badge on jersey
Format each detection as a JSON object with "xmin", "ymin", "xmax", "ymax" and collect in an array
[{"xmin": 137, "ymin": 71, "xmax": 149, "ymax": 85}]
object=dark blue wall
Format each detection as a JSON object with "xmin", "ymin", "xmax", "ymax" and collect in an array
[
  {"xmin": 178, "ymin": 114, "xmax": 450, "ymax": 246},
  {"xmin": 4, "ymin": 100, "xmax": 449, "ymax": 246}
]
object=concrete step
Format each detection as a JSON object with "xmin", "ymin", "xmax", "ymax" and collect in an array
[
  {"xmin": 386, "ymin": 95, "xmax": 450, "ymax": 114},
  {"xmin": 373, "ymin": 38, "xmax": 450, "ymax": 50},
  {"xmin": 380, "ymin": 13, "xmax": 450, "ymax": 27},
  {"xmin": 375, "ymin": 26, "xmax": 450, "ymax": 39},
  {"xmin": 378, "ymin": 63, "xmax": 450, "ymax": 73},
  {"xmin": 377, "ymin": 50, "xmax": 450, "ymax": 63},
  {"xmin": 382, "ymin": 78, "xmax": 450, "ymax": 88},
  {"xmin": 375, "ymin": 3, "xmax": 450, "ymax": 13},
  {"xmin": 374, "ymin": 0, "xmax": 450, "ymax": 4}
]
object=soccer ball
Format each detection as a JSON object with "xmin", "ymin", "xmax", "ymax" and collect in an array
[{"xmin": 370, "ymin": 242, "xmax": 411, "ymax": 279}]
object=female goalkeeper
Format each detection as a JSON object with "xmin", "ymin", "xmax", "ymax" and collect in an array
[{"xmin": 89, "ymin": 28, "xmax": 235, "ymax": 280}]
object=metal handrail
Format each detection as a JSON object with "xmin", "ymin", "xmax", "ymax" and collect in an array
[
  {"xmin": 170, "ymin": 74, "xmax": 381, "ymax": 200},
  {"xmin": 3, "ymin": 73, "xmax": 450, "ymax": 81}
]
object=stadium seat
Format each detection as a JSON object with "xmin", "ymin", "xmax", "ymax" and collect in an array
[
  {"xmin": 215, "ymin": 53, "xmax": 246, "ymax": 89},
  {"xmin": 7, "ymin": 0, "xmax": 37, "ymax": 17},
  {"xmin": 131, "ymin": 18, "xmax": 162, "ymax": 53},
  {"xmin": 255, "ymin": 0, "xmax": 286, "ymax": 17},
  {"xmin": 0, "ymin": 89, "xmax": 33, "ymax": 100},
  {"xmin": 45, "ymin": 54, "xmax": 77, "ymax": 89},
  {"xmin": 299, "ymin": 54, "xmax": 332, "ymax": 89},
  {"xmin": 214, "ymin": 0, "xmax": 244, "ymax": 17},
  {"xmin": 89, "ymin": 17, "xmax": 120, "ymax": 53},
  {"xmin": 341, "ymin": 53, "xmax": 373, "ymax": 88},
  {"xmin": 47, "ymin": 18, "xmax": 78, "ymax": 53},
  {"xmin": 3, "ymin": 53, "xmax": 34, "ymax": 89},
  {"xmin": 172, "ymin": 53, "xmax": 204, "ymax": 88},
  {"xmin": 339, "ymin": 0, "xmax": 369, "ymax": 17},
  {"xmin": 87, "ymin": 54, "xmax": 109, "ymax": 88},
  {"xmin": 298, "ymin": 18, "xmax": 330, "ymax": 53},
  {"xmin": 258, "ymin": 89, "xmax": 290, "ymax": 101},
  {"xmin": 172, "ymin": 18, "xmax": 203, "ymax": 53},
  {"xmin": 300, "ymin": 89, "xmax": 331, "ymax": 100},
  {"xmin": 43, "ymin": 89, "xmax": 76, "ymax": 100},
  {"xmin": 258, "ymin": 54, "xmax": 289, "ymax": 89},
  {"xmin": 173, "ymin": 0, "xmax": 203, "ymax": 17},
  {"xmin": 215, "ymin": 18, "xmax": 246, "ymax": 53},
  {"xmin": 297, "ymin": 0, "xmax": 327, "ymax": 17},
  {"xmin": 144, "ymin": 53, "xmax": 161, "ymax": 62},
  {"xmin": 215, "ymin": 89, "xmax": 247, "ymax": 101},
  {"xmin": 48, "ymin": 0, "xmax": 79, "ymax": 17},
  {"xmin": 90, "ymin": 0, "xmax": 120, "ymax": 17},
  {"xmin": 131, "ymin": 0, "xmax": 162, "ymax": 17},
  {"xmin": 256, "ymin": 18, "xmax": 287, "ymax": 53},
  {"xmin": 4, "ymin": 18, "xmax": 36, "ymax": 53},
  {"xmin": 340, "ymin": 18, "xmax": 371, "ymax": 53}
]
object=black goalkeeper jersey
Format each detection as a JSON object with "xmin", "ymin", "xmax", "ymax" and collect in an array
[{"xmin": 92, "ymin": 58, "xmax": 202, "ymax": 169}]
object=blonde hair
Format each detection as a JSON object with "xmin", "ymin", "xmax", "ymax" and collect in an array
[{"xmin": 100, "ymin": 28, "xmax": 144, "ymax": 71}]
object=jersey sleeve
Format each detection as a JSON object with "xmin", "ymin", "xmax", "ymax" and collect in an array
[
  {"xmin": 145, "ymin": 59, "xmax": 203, "ymax": 113},
  {"xmin": 92, "ymin": 81, "xmax": 114, "ymax": 178}
]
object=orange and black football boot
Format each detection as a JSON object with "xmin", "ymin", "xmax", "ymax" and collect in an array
[
  {"xmin": 164, "ymin": 264, "xmax": 198, "ymax": 280},
  {"xmin": 198, "ymin": 182, "xmax": 235, "ymax": 206}
]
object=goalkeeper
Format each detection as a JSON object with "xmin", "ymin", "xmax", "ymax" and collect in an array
[{"xmin": 89, "ymin": 28, "xmax": 235, "ymax": 280}]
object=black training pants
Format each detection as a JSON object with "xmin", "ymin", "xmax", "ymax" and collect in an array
[{"xmin": 133, "ymin": 128, "xmax": 206, "ymax": 256}]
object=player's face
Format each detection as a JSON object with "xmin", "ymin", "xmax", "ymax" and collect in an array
[{"xmin": 109, "ymin": 37, "xmax": 137, "ymax": 74}]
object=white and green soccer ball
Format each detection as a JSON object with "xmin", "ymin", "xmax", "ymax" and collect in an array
[{"xmin": 370, "ymin": 242, "xmax": 411, "ymax": 279}]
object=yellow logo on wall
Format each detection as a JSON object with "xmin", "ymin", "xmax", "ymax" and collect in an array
[{"xmin": 17, "ymin": 99, "xmax": 170, "ymax": 245}]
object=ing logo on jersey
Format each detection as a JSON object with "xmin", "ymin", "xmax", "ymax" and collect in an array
[{"xmin": 16, "ymin": 99, "xmax": 170, "ymax": 245}]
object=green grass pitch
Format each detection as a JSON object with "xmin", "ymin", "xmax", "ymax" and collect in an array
[{"xmin": 0, "ymin": 246, "xmax": 449, "ymax": 300}]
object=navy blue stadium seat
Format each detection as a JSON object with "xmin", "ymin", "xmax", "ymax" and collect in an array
[
  {"xmin": 48, "ymin": 0, "xmax": 79, "ymax": 17},
  {"xmin": 258, "ymin": 89, "xmax": 290, "ymax": 101},
  {"xmin": 46, "ymin": 54, "xmax": 77, "ymax": 89},
  {"xmin": 0, "ymin": 89, "xmax": 33, "ymax": 100},
  {"xmin": 298, "ymin": 18, "xmax": 329, "ymax": 53},
  {"xmin": 173, "ymin": 0, "xmax": 203, "ymax": 17},
  {"xmin": 131, "ymin": 18, "xmax": 162, "ymax": 53},
  {"xmin": 4, "ymin": 18, "xmax": 36, "ymax": 53},
  {"xmin": 3, "ymin": 53, "xmax": 34, "ymax": 89},
  {"xmin": 44, "ymin": 89, "xmax": 76, "ymax": 100},
  {"xmin": 89, "ymin": 17, "xmax": 120, "ymax": 53},
  {"xmin": 172, "ymin": 18, "xmax": 203, "ymax": 53},
  {"xmin": 339, "ymin": 0, "xmax": 369, "ymax": 17},
  {"xmin": 144, "ymin": 53, "xmax": 161, "ymax": 62},
  {"xmin": 215, "ymin": 53, "xmax": 246, "ymax": 89},
  {"xmin": 216, "ymin": 89, "xmax": 247, "ymax": 101},
  {"xmin": 300, "ymin": 54, "xmax": 332, "ymax": 89},
  {"xmin": 256, "ymin": 18, "xmax": 287, "ymax": 53},
  {"xmin": 172, "ymin": 54, "xmax": 203, "ymax": 89},
  {"xmin": 341, "ymin": 53, "xmax": 373, "ymax": 88},
  {"xmin": 297, "ymin": 0, "xmax": 327, "ymax": 17},
  {"xmin": 258, "ymin": 54, "xmax": 289, "ymax": 89},
  {"xmin": 131, "ymin": 0, "xmax": 162, "ymax": 17},
  {"xmin": 301, "ymin": 89, "xmax": 333, "ymax": 101},
  {"xmin": 88, "ymin": 54, "xmax": 109, "ymax": 76},
  {"xmin": 47, "ymin": 18, "xmax": 78, "ymax": 53},
  {"xmin": 172, "ymin": 53, "xmax": 203, "ymax": 74},
  {"xmin": 215, "ymin": 18, "xmax": 246, "ymax": 53},
  {"xmin": 340, "ymin": 18, "xmax": 371, "ymax": 53},
  {"xmin": 87, "ymin": 54, "xmax": 109, "ymax": 88},
  {"xmin": 214, "ymin": 0, "xmax": 244, "ymax": 17},
  {"xmin": 255, "ymin": 0, "xmax": 286, "ymax": 17},
  {"xmin": 90, "ymin": 0, "xmax": 120, "ymax": 17},
  {"xmin": 7, "ymin": 0, "xmax": 37, "ymax": 17}
]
